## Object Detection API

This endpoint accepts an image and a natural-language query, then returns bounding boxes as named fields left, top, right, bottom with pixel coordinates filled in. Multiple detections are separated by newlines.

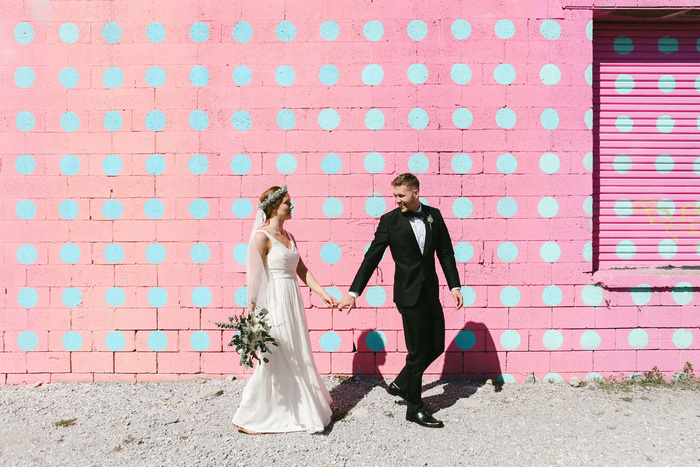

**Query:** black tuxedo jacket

left=350, top=204, right=461, bottom=308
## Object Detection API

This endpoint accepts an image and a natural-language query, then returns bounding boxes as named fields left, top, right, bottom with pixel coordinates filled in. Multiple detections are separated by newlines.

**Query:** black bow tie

left=404, top=210, right=424, bottom=219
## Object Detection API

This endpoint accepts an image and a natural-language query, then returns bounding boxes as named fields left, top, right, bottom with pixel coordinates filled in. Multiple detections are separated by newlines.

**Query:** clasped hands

left=336, top=289, right=464, bottom=313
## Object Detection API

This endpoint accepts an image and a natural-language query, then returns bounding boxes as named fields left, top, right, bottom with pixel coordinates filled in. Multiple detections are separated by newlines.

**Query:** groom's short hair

left=391, top=173, right=419, bottom=190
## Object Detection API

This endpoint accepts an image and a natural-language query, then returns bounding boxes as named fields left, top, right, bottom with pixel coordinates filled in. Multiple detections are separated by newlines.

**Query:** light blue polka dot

left=451, top=64, right=472, bottom=85
left=16, top=111, right=35, bottom=131
left=658, top=75, right=675, bottom=93
left=673, top=329, right=693, bottom=349
left=146, top=22, right=166, bottom=43
left=318, top=108, right=340, bottom=130
left=673, top=282, right=693, bottom=305
left=408, top=153, right=429, bottom=174
left=18, top=288, right=38, bottom=309
left=103, top=111, right=122, bottom=132
left=365, top=109, right=385, bottom=130
left=543, top=330, right=563, bottom=349
left=614, top=36, right=633, bottom=55
left=407, top=64, right=428, bottom=84
left=16, top=244, right=37, bottom=265
left=452, top=108, right=473, bottom=129
left=454, top=242, right=474, bottom=262
left=102, top=200, right=123, bottom=220
left=15, top=154, right=35, bottom=175
left=187, top=153, right=208, bottom=175
left=189, top=66, right=210, bottom=87
left=145, top=243, right=166, bottom=264
left=15, top=199, right=36, bottom=220
left=18, top=331, right=38, bottom=351
left=496, top=374, right=517, bottom=384
left=630, top=284, right=652, bottom=306
left=455, top=330, right=476, bottom=350
left=14, top=67, right=35, bottom=88
left=62, top=287, right=83, bottom=308
left=232, top=110, right=252, bottom=130
left=60, top=243, right=80, bottom=264
left=147, top=331, right=168, bottom=351
left=362, top=64, right=384, bottom=85
left=190, top=331, right=210, bottom=351
left=363, top=152, right=385, bottom=173
left=192, top=287, right=212, bottom=307
left=500, top=330, right=521, bottom=350
left=321, top=153, right=342, bottom=174
left=451, top=153, right=472, bottom=174
left=14, top=23, right=35, bottom=44
left=540, top=242, right=561, bottom=263
left=494, top=63, right=516, bottom=85
left=232, top=66, right=252, bottom=86
left=61, top=112, right=80, bottom=132
left=190, top=243, right=211, bottom=264
left=583, top=242, right=592, bottom=262
left=105, top=331, right=126, bottom=351
left=540, top=20, right=561, bottom=40
left=581, top=284, right=603, bottom=307
left=59, top=200, right=78, bottom=220
left=451, top=19, right=472, bottom=40
left=319, top=332, right=341, bottom=352
left=320, top=243, right=341, bottom=264
left=452, top=198, right=473, bottom=218
left=103, top=67, right=124, bottom=88
left=500, top=287, right=521, bottom=307
left=543, top=286, right=563, bottom=306
left=540, top=108, right=559, bottom=131
left=144, top=198, right=164, bottom=219
left=104, top=243, right=125, bottom=264
left=363, top=20, right=384, bottom=42
left=580, top=330, right=601, bottom=350
left=366, top=287, right=387, bottom=307
left=102, top=154, right=122, bottom=176
left=189, top=198, right=210, bottom=219
left=145, top=67, right=166, bottom=87
left=586, top=21, right=593, bottom=41
left=585, top=65, right=593, bottom=86
left=583, top=151, right=593, bottom=172
left=538, top=197, right=559, bottom=218
left=62, top=331, right=83, bottom=351
left=494, top=20, right=515, bottom=39
left=461, top=286, right=476, bottom=307
left=365, top=196, right=386, bottom=217
left=497, top=153, right=517, bottom=174
left=276, top=153, right=297, bottom=174
left=615, top=115, right=634, bottom=133
left=274, top=108, right=296, bottom=131
left=319, top=64, right=339, bottom=85
left=145, top=110, right=166, bottom=131
left=655, top=155, right=674, bottom=173
left=627, top=328, right=648, bottom=349
left=615, top=74, right=634, bottom=94
left=658, top=36, right=678, bottom=54
left=583, top=196, right=593, bottom=216
left=189, top=22, right=209, bottom=43
left=275, top=65, right=296, bottom=86
left=365, top=330, right=387, bottom=351
left=320, top=21, right=339, bottom=41
left=407, top=20, right=427, bottom=41
left=616, top=240, right=636, bottom=260
left=586, top=109, right=595, bottom=130
left=323, top=198, right=344, bottom=218
left=145, top=154, right=166, bottom=175
left=540, top=64, right=561, bottom=85
left=613, top=155, right=632, bottom=174
left=496, top=108, right=516, bottom=129
left=276, top=21, right=296, bottom=42
left=231, top=154, right=251, bottom=175
left=59, top=23, right=79, bottom=43
left=233, top=243, right=247, bottom=265
left=233, top=22, right=253, bottom=43
left=656, top=115, right=675, bottom=134
left=544, top=373, right=564, bottom=384
left=658, top=239, right=678, bottom=259
left=657, top=199, right=675, bottom=217
left=105, top=287, right=126, bottom=307
left=148, top=287, right=168, bottom=307
left=326, top=288, right=343, bottom=304
left=190, top=110, right=209, bottom=131
left=497, top=242, right=518, bottom=262
left=497, top=197, right=517, bottom=218
left=231, top=198, right=253, bottom=218
left=540, top=153, right=560, bottom=174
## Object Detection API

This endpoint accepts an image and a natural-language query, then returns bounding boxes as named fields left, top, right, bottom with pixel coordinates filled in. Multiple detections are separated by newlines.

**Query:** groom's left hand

left=452, top=289, right=463, bottom=311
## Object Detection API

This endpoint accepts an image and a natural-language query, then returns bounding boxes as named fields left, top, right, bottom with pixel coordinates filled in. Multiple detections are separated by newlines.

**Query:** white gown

left=232, top=230, right=332, bottom=433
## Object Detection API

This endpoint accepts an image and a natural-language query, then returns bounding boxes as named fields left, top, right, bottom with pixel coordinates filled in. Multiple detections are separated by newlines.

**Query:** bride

left=232, top=185, right=337, bottom=434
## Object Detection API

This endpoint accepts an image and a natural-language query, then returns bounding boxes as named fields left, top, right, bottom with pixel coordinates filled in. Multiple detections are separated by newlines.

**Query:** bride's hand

left=320, top=292, right=337, bottom=308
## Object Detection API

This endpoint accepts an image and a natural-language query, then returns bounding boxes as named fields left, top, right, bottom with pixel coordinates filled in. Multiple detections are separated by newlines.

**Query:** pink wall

left=1, top=0, right=698, bottom=385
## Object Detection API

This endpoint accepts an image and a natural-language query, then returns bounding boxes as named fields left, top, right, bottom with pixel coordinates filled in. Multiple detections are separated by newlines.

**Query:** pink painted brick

left=529, top=329, right=574, bottom=352
left=551, top=351, right=593, bottom=373
left=26, top=352, right=70, bottom=373
left=134, top=330, right=179, bottom=352
left=593, top=351, right=637, bottom=373
left=463, top=351, right=507, bottom=376
left=636, top=350, right=680, bottom=373
left=115, top=308, right=157, bottom=331
left=506, top=351, right=551, bottom=375
left=355, top=329, right=398, bottom=352
left=0, top=353, right=27, bottom=373
left=94, top=373, right=137, bottom=383
left=72, top=352, right=114, bottom=373
left=332, top=309, right=376, bottom=330
left=115, top=352, right=156, bottom=374
left=157, top=352, right=200, bottom=374
left=178, top=331, right=222, bottom=353
left=313, top=352, right=331, bottom=374
left=51, top=373, right=94, bottom=383
left=201, top=352, right=252, bottom=376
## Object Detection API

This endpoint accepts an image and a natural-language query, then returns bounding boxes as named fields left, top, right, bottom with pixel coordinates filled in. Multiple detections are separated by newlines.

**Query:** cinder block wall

left=1, top=0, right=698, bottom=384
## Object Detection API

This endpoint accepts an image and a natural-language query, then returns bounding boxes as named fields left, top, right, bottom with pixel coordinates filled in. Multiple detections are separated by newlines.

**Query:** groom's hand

left=338, top=294, right=356, bottom=313
left=452, top=289, right=463, bottom=311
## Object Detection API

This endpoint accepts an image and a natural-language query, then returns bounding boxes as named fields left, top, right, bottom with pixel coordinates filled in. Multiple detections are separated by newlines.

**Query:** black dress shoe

left=386, top=382, right=405, bottom=399
left=406, top=410, right=444, bottom=428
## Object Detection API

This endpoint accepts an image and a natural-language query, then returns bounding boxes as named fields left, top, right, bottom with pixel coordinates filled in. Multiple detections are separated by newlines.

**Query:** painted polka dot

left=190, top=243, right=211, bottom=264
left=658, top=75, right=675, bottom=93
left=232, top=66, right=252, bottom=86
left=144, top=154, right=165, bottom=175
left=189, top=66, right=210, bottom=87
left=322, top=198, right=344, bottom=218
left=59, top=200, right=79, bottom=220
left=18, top=288, right=38, bottom=309
left=105, top=287, right=126, bottom=307
left=581, top=284, right=603, bottom=307
left=497, top=153, right=517, bottom=174
left=146, top=22, right=166, bottom=43
left=233, top=22, right=253, bottom=43
left=362, top=64, right=384, bottom=86
left=319, top=332, right=341, bottom=352
left=673, top=282, right=693, bottom=305
left=540, top=108, right=559, bottom=130
left=103, top=111, right=123, bottom=132
left=14, top=23, right=35, bottom=44
left=61, top=112, right=80, bottom=132
left=613, top=155, right=633, bottom=174
left=454, top=242, right=474, bottom=263
left=657, top=199, right=675, bottom=217
left=615, top=115, right=634, bottom=133
left=98, top=22, right=123, bottom=43
left=613, top=36, right=633, bottom=55
left=14, top=67, right=35, bottom=88
left=580, top=330, right=601, bottom=350
left=540, top=153, right=560, bottom=174
left=614, top=199, right=634, bottom=219
left=496, top=197, right=517, bottom=218
left=18, top=331, right=38, bottom=351
left=145, top=67, right=166, bottom=87
left=656, top=115, right=675, bottom=133
left=15, top=200, right=36, bottom=220
left=192, top=287, right=212, bottom=307
left=452, top=198, right=473, bottom=218
left=235, top=287, right=248, bottom=307
left=615, top=74, right=634, bottom=95
left=628, top=328, right=648, bottom=349
left=540, top=64, right=561, bottom=85
left=451, top=64, right=472, bottom=85
left=320, top=243, right=341, bottom=264
left=583, top=196, right=593, bottom=217
left=494, top=63, right=516, bottom=85
left=275, top=66, right=295, bottom=86
left=320, top=21, right=339, bottom=41
left=59, top=23, right=79, bottom=43
left=15, top=154, right=35, bottom=175
left=583, top=151, right=593, bottom=172
left=146, top=243, right=166, bottom=264
left=189, top=22, right=209, bottom=43
left=452, top=108, right=473, bottom=129
left=188, top=110, right=209, bottom=131
left=318, top=108, right=340, bottom=130
left=585, top=65, right=593, bottom=86
left=494, top=20, right=515, bottom=39
left=185, top=153, right=208, bottom=175
left=408, top=153, right=429, bottom=174
left=276, top=153, right=297, bottom=174
left=189, top=199, right=210, bottom=219
left=366, top=287, right=387, bottom=307
left=145, top=110, right=166, bottom=131
left=105, top=331, right=126, bottom=351
left=232, top=244, right=247, bottom=265
left=496, top=108, right=516, bottom=129
left=102, top=200, right=123, bottom=220
left=102, top=154, right=122, bottom=176
left=543, top=330, right=563, bottom=350
left=365, top=109, right=385, bottom=130
left=319, top=65, right=339, bottom=86
left=143, top=198, right=164, bottom=219
left=500, top=287, right=521, bottom=307
left=540, top=20, right=561, bottom=40
left=363, top=20, right=384, bottom=41
left=16, top=244, right=38, bottom=265
left=542, top=286, right=563, bottom=307
left=365, top=330, right=387, bottom=351
left=60, top=243, right=81, bottom=264
left=540, top=242, right=561, bottom=262
left=232, top=110, right=252, bottom=131
left=190, top=331, right=210, bottom=351
left=583, top=242, right=592, bottom=262
left=497, top=242, right=518, bottom=262
left=461, top=286, right=476, bottom=307
left=104, top=243, right=125, bottom=264
left=452, top=153, right=472, bottom=174
left=59, top=155, right=80, bottom=176
left=544, top=373, right=564, bottom=384
left=321, top=153, right=342, bottom=174
left=103, top=67, right=124, bottom=88
left=407, top=20, right=427, bottom=41
left=658, top=239, right=677, bottom=259
left=62, top=331, right=83, bottom=351
left=673, top=329, right=693, bottom=349
left=630, top=284, right=652, bottom=306
left=407, top=64, right=428, bottom=84
left=451, top=19, right=472, bottom=40
left=365, top=196, right=387, bottom=217
left=231, top=198, right=253, bottom=218
left=275, top=109, right=296, bottom=130
left=148, top=287, right=168, bottom=307
left=408, top=108, right=429, bottom=129
left=500, top=330, right=521, bottom=350
left=496, top=374, right=517, bottom=384
left=16, top=111, right=35, bottom=131
left=276, top=21, right=296, bottom=42
left=658, top=36, right=678, bottom=54
left=586, top=21, right=593, bottom=41
left=147, top=331, right=168, bottom=351
left=231, top=154, right=251, bottom=175
left=62, top=287, right=83, bottom=308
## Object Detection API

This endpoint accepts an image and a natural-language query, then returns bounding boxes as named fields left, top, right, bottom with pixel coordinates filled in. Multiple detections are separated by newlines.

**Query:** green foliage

left=54, top=418, right=76, bottom=427
left=595, top=362, right=700, bottom=391
left=216, top=307, right=279, bottom=369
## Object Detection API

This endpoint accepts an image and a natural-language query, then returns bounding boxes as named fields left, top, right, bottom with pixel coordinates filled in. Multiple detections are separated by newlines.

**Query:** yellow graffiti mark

left=631, top=199, right=700, bottom=242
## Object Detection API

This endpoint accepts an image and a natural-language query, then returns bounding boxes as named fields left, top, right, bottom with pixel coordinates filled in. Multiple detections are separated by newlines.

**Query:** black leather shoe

left=386, top=382, right=405, bottom=399
left=406, top=410, right=444, bottom=428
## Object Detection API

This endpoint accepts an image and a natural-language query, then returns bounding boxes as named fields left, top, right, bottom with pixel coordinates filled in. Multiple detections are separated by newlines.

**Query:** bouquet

left=216, top=306, right=279, bottom=369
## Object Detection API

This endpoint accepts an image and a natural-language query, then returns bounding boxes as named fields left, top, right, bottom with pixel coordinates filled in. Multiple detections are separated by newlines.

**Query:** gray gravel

left=1, top=377, right=699, bottom=466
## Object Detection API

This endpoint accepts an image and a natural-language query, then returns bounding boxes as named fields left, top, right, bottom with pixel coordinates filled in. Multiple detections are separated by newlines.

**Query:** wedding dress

left=232, top=230, right=332, bottom=433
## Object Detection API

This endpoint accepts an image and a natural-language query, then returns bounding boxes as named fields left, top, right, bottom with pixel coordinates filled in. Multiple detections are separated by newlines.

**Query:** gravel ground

left=1, top=377, right=699, bottom=466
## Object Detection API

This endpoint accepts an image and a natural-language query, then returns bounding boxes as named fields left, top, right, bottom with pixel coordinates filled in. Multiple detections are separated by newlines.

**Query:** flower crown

left=258, top=185, right=288, bottom=210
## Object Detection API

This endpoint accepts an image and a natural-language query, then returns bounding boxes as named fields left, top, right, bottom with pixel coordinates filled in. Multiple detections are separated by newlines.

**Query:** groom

left=338, top=173, right=463, bottom=428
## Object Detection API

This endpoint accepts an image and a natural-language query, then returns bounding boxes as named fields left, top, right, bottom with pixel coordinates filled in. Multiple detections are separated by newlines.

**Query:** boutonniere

left=426, top=214, right=434, bottom=229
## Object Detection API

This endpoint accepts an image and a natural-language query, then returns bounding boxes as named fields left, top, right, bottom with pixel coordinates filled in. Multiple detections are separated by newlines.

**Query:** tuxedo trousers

left=394, top=283, right=445, bottom=414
